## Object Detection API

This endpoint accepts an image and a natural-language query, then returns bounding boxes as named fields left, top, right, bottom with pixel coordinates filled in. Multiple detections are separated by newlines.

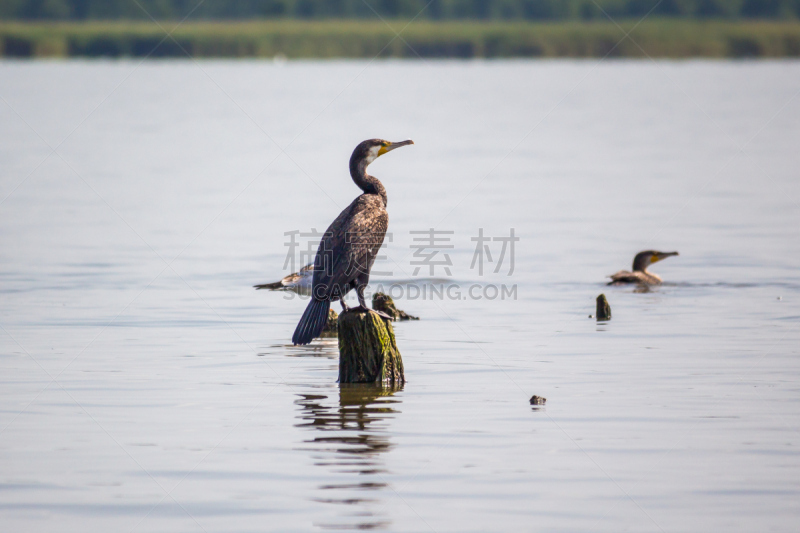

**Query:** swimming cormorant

left=608, top=250, right=679, bottom=285
left=253, top=263, right=313, bottom=295
left=292, top=138, right=414, bottom=345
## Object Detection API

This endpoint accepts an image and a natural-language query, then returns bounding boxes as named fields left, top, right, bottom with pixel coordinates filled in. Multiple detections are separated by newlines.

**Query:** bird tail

left=253, top=281, right=284, bottom=290
left=292, top=299, right=330, bottom=345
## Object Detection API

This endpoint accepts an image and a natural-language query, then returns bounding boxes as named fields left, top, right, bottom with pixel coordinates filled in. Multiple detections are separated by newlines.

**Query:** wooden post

left=321, top=308, right=338, bottom=337
left=596, top=293, right=612, bottom=321
left=338, top=309, right=404, bottom=385
left=372, top=292, right=419, bottom=321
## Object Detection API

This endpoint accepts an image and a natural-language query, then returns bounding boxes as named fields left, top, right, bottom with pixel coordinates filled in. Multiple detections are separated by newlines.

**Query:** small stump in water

left=320, top=309, right=339, bottom=337
left=338, top=309, right=404, bottom=385
left=372, top=292, right=419, bottom=321
left=529, top=395, right=546, bottom=405
left=596, top=293, right=612, bottom=321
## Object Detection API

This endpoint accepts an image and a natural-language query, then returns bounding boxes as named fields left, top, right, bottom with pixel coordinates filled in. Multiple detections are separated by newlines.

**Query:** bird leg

left=356, top=283, right=368, bottom=309
left=352, top=282, right=392, bottom=320
left=339, top=298, right=350, bottom=312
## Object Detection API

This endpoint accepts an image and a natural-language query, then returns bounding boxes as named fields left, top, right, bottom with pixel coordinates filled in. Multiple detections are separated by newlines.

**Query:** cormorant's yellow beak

left=651, top=251, right=679, bottom=264
left=378, top=139, right=414, bottom=156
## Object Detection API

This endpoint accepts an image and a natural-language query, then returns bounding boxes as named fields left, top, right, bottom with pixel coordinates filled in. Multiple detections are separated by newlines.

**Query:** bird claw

left=350, top=306, right=393, bottom=321
left=373, top=310, right=394, bottom=321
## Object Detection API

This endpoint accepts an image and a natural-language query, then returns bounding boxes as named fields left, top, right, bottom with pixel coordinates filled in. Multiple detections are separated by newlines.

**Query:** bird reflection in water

left=295, top=383, right=403, bottom=531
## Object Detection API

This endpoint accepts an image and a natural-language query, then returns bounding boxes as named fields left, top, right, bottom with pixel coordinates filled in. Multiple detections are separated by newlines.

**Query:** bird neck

left=632, top=256, right=650, bottom=272
left=350, top=159, right=387, bottom=205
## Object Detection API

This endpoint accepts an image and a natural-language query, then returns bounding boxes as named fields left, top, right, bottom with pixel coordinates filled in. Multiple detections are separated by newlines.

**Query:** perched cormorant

left=253, top=263, right=313, bottom=295
left=292, top=138, right=414, bottom=345
left=608, top=250, right=679, bottom=285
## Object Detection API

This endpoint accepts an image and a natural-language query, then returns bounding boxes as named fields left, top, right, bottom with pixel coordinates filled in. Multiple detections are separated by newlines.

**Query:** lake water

left=1, top=59, right=799, bottom=532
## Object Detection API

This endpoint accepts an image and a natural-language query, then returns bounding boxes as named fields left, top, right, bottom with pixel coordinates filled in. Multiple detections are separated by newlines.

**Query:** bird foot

left=350, top=306, right=393, bottom=321
left=373, top=309, right=393, bottom=321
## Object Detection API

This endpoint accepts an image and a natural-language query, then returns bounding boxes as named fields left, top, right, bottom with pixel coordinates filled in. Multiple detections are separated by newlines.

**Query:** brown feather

left=313, top=193, right=388, bottom=299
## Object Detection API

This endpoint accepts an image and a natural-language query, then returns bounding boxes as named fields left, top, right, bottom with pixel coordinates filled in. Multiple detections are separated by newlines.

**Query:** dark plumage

left=608, top=250, right=679, bottom=285
left=292, top=138, right=413, bottom=345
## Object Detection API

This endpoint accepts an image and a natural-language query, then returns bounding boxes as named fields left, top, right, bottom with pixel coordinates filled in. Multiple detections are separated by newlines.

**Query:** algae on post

left=338, top=310, right=404, bottom=385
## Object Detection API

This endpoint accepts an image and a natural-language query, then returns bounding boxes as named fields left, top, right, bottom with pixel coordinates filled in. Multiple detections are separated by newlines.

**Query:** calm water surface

left=1, top=60, right=799, bottom=532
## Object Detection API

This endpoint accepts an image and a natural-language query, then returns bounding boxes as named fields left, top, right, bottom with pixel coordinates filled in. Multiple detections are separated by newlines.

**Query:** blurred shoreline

left=2, top=19, right=800, bottom=59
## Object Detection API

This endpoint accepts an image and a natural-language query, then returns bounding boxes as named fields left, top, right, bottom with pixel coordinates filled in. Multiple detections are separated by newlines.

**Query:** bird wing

left=608, top=270, right=661, bottom=284
left=312, top=195, right=388, bottom=299
left=253, top=263, right=314, bottom=292
left=253, top=281, right=284, bottom=290
left=608, top=270, right=638, bottom=283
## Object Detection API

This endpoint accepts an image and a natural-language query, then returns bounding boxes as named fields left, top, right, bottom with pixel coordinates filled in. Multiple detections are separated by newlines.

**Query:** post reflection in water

left=295, top=383, right=403, bottom=531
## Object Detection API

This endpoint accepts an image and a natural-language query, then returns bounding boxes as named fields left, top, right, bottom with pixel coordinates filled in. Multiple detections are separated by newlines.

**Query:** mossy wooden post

left=372, top=292, right=419, bottom=321
left=596, top=293, right=612, bottom=321
left=320, top=308, right=338, bottom=337
left=338, top=310, right=404, bottom=385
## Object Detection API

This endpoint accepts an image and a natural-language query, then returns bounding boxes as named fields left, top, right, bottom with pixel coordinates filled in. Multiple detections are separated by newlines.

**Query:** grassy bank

left=2, top=20, right=800, bottom=59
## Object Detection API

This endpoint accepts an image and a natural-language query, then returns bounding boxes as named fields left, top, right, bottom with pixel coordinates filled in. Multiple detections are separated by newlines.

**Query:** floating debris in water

left=529, top=395, right=546, bottom=405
